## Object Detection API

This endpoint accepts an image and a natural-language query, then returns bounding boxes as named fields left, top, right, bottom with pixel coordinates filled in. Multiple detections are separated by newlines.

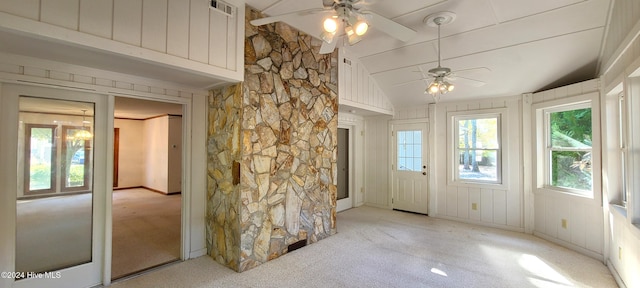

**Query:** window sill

left=609, top=204, right=627, bottom=218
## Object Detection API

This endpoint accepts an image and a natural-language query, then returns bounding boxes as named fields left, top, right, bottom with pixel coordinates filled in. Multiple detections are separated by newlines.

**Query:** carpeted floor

left=111, top=188, right=181, bottom=279
left=111, top=206, right=617, bottom=288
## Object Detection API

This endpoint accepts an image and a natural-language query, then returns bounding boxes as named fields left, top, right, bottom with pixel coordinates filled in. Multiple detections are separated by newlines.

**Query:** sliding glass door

left=0, top=85, right=106, bottom=288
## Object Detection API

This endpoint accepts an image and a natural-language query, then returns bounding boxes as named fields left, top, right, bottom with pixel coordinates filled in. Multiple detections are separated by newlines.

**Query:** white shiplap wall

left=339, top=49, right=394, bottom=115
left=600, top=0, right=640, bottom=286
left=0, top=0, right=244, bottom=82
left=363, top=115, right=392, bottom=208
left=432, top=97, right=523, bottom=231
left=529, top=79, right=604, bottom=260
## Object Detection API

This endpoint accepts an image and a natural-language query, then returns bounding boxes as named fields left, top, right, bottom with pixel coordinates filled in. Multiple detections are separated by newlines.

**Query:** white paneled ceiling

left=245, top=0, right=612, bottom=109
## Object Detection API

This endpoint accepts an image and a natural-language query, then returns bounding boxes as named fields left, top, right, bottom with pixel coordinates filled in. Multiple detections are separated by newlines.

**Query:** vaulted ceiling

left=245, top=0, right=612, bottom=108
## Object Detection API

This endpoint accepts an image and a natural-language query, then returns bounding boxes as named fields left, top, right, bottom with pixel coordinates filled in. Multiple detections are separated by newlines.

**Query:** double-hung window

left=544, top=102, right=593, bottom=196
left=453, top=114, right=501, bottom=184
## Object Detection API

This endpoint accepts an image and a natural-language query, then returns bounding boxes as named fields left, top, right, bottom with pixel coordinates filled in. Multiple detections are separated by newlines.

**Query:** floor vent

left=287, top=239, right=307, bottom=252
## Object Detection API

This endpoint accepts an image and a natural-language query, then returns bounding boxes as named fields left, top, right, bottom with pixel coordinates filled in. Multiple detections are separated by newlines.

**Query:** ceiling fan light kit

left=423, top=12, right=457, bottom=101
left=249, top=0, right=416, bottom=54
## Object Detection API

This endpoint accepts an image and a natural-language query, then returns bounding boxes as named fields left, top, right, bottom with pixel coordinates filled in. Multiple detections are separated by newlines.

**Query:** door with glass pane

left=0, top=85, right=105, bottom=288
left=391, top=122, right=429, bottom=214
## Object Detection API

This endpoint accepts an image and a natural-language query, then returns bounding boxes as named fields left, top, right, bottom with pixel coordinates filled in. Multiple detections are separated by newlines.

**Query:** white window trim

left=542, top=101, right=593, bottom=197
left=533, top=91, right=601, bottom=206
left=447, top=108, right=507, bottom=189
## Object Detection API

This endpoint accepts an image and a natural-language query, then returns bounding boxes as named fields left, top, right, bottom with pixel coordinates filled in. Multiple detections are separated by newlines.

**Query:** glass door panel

left=16, top=97, right=94, bottom=274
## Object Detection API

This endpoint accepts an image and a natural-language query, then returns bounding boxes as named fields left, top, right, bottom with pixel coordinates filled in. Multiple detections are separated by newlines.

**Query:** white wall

left=363, top=115, right=392, bottom=208
left=339, top=49, right=394, bottom=115
left=0, top=0, right=245, bottom=82
left=337, top=112, right=365, bottom=207
left=431, top=97, right=523, bottom=231
left=114, top=119, right=144, bottom=189
left=144, top=116, right=169, bottom=192
left=528, top=80, right=604, bottom=259
left=600, top=0, right=640, bottom=285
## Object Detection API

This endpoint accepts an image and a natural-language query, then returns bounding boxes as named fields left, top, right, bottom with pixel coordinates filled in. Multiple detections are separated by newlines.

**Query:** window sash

left=544, top=103, right=593, bottom=195
left=453, top=114, right=502, bottom=184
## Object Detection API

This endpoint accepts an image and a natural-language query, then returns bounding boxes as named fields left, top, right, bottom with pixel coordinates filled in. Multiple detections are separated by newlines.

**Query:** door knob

left=422, top=172, right=427, bottom=175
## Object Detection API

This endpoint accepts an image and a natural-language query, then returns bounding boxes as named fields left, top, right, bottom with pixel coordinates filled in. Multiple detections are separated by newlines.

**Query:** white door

left=0, top=85, right=106, bottom=288
left=391, top=122, right=429, bottom=214
left=336, top=127, right=352, bottom=211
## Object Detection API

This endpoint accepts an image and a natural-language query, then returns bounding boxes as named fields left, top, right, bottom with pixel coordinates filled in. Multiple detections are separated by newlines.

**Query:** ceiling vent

left=210, top=0, right=235, bottom=17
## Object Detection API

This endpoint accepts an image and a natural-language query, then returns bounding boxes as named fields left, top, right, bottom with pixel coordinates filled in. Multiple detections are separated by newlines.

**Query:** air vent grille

left=210, top=0, right=235, bottom=17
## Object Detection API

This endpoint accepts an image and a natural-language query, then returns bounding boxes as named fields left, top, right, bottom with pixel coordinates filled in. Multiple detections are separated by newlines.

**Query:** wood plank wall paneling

left=142, top=0, right=168, bottom=53
left=79, top=0, right=113, bottom=38
left=41, top=0, right=79, bottom=30
left=363, top=117, right=391, bottom=207
left=429, top=97, right=522, bottom=231
left=166, top=0, right=190, bottom=58
left=113, top=0, right=143, bottom=46
left=0, top=0, right=242, bottom=76
left=0, top=0, right=39, bottom=20
left=209, top=10, right=228, bottom=67
left=530, top=81, right=604, bottom=257
left=339, top=51, right=394, bottom=115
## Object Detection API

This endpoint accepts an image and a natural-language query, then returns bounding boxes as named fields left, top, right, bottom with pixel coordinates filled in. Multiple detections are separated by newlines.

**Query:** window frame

left=450, top=110, right=504, bottom=186
left=61, top=125, right=92, bottom=192
left=23, top=124, right=58, bottom=195
left=543, top=101, right=593, bottom=197
left=618, top=91, right=629, bottom=206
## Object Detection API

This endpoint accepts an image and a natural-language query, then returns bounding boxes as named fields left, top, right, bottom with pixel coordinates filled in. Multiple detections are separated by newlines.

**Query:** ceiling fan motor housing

left=428, top=66, right=451, bottom=77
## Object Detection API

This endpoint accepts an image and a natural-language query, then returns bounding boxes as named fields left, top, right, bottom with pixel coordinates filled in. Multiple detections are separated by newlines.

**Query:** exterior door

left=0, top=84, right=106, bottom=288
left=391, top=122, right=429, bottom=214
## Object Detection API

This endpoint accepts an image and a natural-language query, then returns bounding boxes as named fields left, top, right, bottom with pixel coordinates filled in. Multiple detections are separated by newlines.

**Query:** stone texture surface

left=206, top=7, right=338, bottom=273
left=206, top=84, right=243, bottom=271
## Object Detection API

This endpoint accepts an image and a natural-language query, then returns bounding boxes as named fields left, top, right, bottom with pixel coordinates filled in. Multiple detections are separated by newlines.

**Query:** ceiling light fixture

left=319, top=2, right=369, bottom=46
left=74, top=109, right=93, bottom=141
left=422, top=12, right=457, bottom=102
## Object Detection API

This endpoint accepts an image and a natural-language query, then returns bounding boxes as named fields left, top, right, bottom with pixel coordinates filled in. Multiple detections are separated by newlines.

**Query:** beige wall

left=114, top=119, right=144, bottom=189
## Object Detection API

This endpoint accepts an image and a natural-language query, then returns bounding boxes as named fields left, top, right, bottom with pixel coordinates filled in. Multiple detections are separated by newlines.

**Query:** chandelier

left=73, top=109, right=93, bottom=141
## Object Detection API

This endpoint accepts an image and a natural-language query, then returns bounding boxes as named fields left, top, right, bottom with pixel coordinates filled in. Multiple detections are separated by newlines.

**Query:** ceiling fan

left=417, top=12, right=489, bottom=100
left=249, top=0, right=417, bottom=54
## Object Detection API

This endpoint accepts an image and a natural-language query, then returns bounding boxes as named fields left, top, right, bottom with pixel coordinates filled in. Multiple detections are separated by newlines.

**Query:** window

left=453, top=115, right=501, bottom=184
left=24, top=124, right=57, bottom=195
left=545, top=103, right=592, bottom=195
left=20, top=97, right=94, bottom=198
left=619, top=92, right=628, bottom=205
left=397, top=130, right=422, bottom=171
left=61, top=126, right=91, bottom=192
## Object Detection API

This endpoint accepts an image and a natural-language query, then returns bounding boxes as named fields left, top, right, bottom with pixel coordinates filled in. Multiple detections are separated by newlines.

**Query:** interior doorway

left=337, top=127, right=352, bottom=211
left=111, top=97, right=183, bottom=279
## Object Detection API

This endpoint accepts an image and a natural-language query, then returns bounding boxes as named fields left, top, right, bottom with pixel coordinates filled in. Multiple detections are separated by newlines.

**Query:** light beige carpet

left=16, top=193, right=93, bottom=273
left=111, top=188, right=181, bottom=279
left=112, top=206, right=617, bottom=288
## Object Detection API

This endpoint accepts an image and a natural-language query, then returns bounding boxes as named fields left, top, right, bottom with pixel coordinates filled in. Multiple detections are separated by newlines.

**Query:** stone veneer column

left=207, top=83, right=243, bottom=271
left=206, top=7, right=339, bottom=272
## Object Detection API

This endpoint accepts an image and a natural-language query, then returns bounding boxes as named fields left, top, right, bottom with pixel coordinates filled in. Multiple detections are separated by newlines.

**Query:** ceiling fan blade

left=451, top=67, right=491, bottom=75
left=448, top=75, right=486, bottom=87
left=319, top=37, right=338, bottom=54
left=393, top=77, right=433, bottom=87
left=360, top=11, right=416, bottom=42
left=250, top=8, right=327, bottom=26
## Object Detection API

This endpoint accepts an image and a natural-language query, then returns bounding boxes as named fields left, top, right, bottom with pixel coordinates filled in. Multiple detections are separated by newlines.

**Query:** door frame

left=0, top=84, right=107, bottom=288
left=105, top=95, right=191, bottom=285
left=389, top=119, right=430, bottom=214
left=336, top=125, right=354, bottom=212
